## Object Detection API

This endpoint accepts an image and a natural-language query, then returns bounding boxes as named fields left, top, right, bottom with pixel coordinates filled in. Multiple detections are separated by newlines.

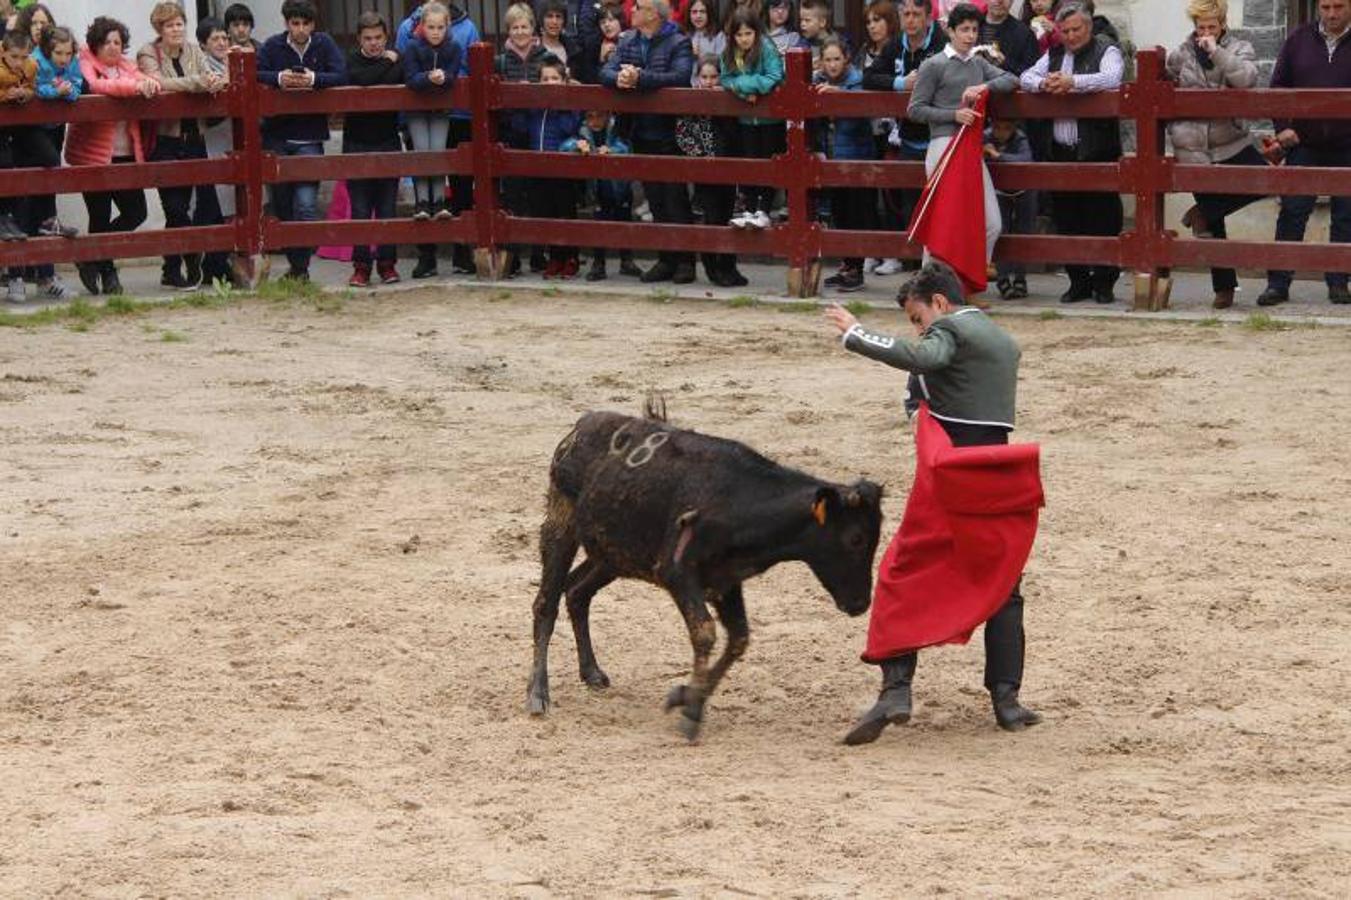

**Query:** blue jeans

left=268, top=141, right=323, bottom=273
left=1268, top=144, right=1351, bottom=292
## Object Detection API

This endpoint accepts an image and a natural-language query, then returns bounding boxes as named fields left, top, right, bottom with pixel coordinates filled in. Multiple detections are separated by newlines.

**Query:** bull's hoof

left=664, top=685, right=689, bottom=712
left=677, top=711, right=702, bottom=743
left=581, top=667, right=611, bottom=690
left=527, top=689, right=550, bottom=716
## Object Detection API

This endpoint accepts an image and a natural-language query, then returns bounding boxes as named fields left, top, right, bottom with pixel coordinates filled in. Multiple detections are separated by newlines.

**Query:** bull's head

left=804, top=480, right=884, bottom=617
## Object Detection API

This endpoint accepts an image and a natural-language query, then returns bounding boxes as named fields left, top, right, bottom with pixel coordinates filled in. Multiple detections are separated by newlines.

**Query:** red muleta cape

left=863, top=404, right=1044, bottom=663
left=907, top=92, right=989, bottom=295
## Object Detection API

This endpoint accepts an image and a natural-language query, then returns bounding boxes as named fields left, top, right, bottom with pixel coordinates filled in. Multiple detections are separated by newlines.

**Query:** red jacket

left=64, top=47, right=153, bottom=166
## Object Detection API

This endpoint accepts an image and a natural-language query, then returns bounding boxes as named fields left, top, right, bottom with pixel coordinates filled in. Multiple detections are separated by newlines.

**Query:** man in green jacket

left=825, top=262, right=1042, bottom=744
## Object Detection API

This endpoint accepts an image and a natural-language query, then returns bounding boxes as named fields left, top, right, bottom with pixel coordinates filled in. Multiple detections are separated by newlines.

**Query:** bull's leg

left=665, top=586, right=749, bottom=727
left=663, top=585, right=717, bottom=742
left=527, top=490, right=579, bottom=715
left=565, top=558, right=618, bottom=689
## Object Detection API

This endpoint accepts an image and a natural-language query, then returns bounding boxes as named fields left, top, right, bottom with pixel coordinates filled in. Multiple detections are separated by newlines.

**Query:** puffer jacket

left=137, top=39, right=220, bottom=138
left=65, top=46, right=153, bottom=165
left=720, top=37, right=784, bottom=126
left=33, top=46, right=84, bottom=101
left=600, top=20, right=693, bottom=142
left=1165, top=32, right=1258, bottom=164
left=813, top=65, right=873, bottom=161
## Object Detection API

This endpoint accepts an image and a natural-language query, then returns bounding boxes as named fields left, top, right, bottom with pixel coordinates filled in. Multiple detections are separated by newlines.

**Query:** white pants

left=923, top=134, right=1002, bottom=265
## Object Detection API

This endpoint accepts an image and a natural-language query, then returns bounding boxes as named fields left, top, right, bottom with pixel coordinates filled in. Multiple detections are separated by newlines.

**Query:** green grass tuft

left=843, top=300, right=871, bottom=316
left=776, top=301, right=819, bottom=314
left=727, top=295, right=760, bottom=309
left=1243, top=312, right=1287, bottom=332
left=1037, top=310, right=1063, bottom=321
left=1196, top=316, right=1222, bottom=328
left=159, top=330, right=188, bottom=343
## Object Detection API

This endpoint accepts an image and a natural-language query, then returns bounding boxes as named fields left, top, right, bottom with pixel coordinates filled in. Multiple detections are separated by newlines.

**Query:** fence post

left=468, top=42, right=504, bottom=279
left=227, top=48, right=266, bottom=287
left=781, top=49, right=820, bottom=298
left=1123, top=48, right=1174, bottom=311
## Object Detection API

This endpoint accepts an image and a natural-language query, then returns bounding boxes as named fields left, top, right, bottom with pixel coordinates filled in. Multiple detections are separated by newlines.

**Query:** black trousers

left=416, top=117, right=475, bottom=268
left=831, top=186, right=877, bottom=270
left=83, top=156, right=148, bottom=269
left=736, top=122, right=782, bottom=213
left=1194, top=144, right=1267, bottom=292
left=1050, top=143, right=1123, bottom=291
left=696, top=181, right=737, bottom=277
left=529, top=177, right=578, bottom=263
left=150, top=134, right=217, bottom=276
left=633, top=134, right=694, bottom=268
left=5, top=125, right=63, bottom=279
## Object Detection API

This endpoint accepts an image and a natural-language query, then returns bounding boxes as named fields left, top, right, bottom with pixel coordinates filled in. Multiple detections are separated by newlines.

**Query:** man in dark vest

left=1019, top=2, right=1124, bottom=304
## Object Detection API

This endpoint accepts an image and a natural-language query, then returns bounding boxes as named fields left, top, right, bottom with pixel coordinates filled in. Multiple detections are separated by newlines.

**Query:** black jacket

left=344, top=49, right=404, bottom=151
left=862, top=23, right=947, bottom=150
left=980, top=16, right=1039, bottom=76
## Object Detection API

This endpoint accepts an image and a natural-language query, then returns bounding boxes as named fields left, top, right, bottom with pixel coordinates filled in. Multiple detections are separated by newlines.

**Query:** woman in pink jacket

left=65, top=16, right=161, bottom=295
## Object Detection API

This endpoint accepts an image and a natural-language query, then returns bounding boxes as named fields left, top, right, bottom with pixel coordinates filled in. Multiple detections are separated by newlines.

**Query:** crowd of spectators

left=0, top=0, right=1348, bottom=306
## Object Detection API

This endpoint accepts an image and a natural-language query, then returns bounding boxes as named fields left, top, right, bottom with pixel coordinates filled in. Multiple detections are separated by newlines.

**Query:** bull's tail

left=643, top=392, right=668, bottom=423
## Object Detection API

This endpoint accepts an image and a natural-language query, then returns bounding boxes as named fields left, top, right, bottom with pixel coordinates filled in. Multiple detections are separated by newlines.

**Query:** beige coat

left=137, top=39, right=220, bottom=138
left=1165, top=33, right=1258, bottom=164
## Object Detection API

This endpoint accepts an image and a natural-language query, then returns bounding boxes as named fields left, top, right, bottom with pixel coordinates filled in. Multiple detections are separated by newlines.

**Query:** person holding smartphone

left=255, top=0, right=347, bottom=281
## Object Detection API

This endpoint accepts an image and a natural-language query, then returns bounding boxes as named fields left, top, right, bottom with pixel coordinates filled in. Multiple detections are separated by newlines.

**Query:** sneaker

left=529, top=251, right=547, bottom=273
left=412, top=256, right=438, bottom=279
left=835, top=270, right=865, bottom=293
left=729, top=211, right=751, bottom=229
left=748, top=210, right=772, bottom=230
left=542, top=260, right=564, bottom=279
left=0, top=214, right=27, bottom=241
left=640, top=260, right=675, bottom=283
left=5, top=277, right=25, bottom=303
left=38, top=217, right=79, bottom=238
left=1010, top=277, right=1028, bottom=299
left=618, top=257, right=643, bottom=278
left=76, top=262, right=102, bottom=295
left=560, top=258, right=579, bottom=280
left=824, top=270, right=849, bottom=288
left=161, top=270, right=193, bottom=290
left=377, top=262, right=401, bottom=284
left=1329, top=284, right=1351, bottom=304
left=996, top=277, right=1014, bottom=300
left=101, top=265, right=124, bottom=296
left=873, top=258, right=904, bottom=276
left=1255, top=287, right=1288, bottom=307
left=863, top=258, right=881, bottom=274
left=412, top=201, right=431, bottom=221
left=37, top=276, right=75, bottom=300
left=434, top=200, right=454, bottom=220
left=348, top=264, right=371, bottom=287
left=722, top=268, right=749, bottom=288
left=672, top=262, right=696, bottom=284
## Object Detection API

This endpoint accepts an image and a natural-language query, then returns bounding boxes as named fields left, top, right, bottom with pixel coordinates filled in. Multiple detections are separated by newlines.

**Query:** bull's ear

left=812, top=487, right=840, bottom=526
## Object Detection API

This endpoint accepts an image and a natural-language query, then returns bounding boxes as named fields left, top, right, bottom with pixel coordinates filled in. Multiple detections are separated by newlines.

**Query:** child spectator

left=795, top=0, right=836, bottom=71
left=344, top=10, right=404, bottom=287
left=66, top=16, right=161, bottom=296
left=1, top=29, right=39, bottom=260
left=562, top=108, right=640, bottom=281
left=223, top=3, right=261, bottom=50
left=1020, top=0, right=1058, bottom=52
left=765, top=0, right=798, bottom=55
left=538, top=0, right=581, bottom=71
left=523, top=56, right=581, bottom=278
left=815, top=36, right=875, bottom=293
left=721, top=7, right=784, bottom=230
left=685, top=0, right=724, bottom=84
left=983, top=115, right=1033, bottom=299
left=678, top=54, right=748, bottom=286
left=403, top=1, right=462, bottom=222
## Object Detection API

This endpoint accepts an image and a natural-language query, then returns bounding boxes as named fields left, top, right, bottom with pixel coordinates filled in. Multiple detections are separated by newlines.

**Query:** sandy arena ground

left=2, top=287, right=1349, bottom=897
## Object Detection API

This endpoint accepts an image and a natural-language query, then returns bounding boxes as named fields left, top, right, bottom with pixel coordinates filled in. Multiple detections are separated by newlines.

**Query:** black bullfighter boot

left=843, top=653, right=916, bottom=745
left=985, top=583, right=1042, bottom=731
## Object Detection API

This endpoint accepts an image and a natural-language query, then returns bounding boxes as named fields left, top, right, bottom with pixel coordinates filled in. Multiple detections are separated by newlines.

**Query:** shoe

left=100, top=264, right=124, bottom=295
left=184, top=255, right=203, bottom=290
left=1181, top=204, right=1212, bottom=238
left=1329, top=284, right=1351, bottom=304
left=1010, top=277, right=1028, bottom=299
left=729, top=211, right=751, bottom=229
left=434, top=199, right=454, bottom=220
left=640, top=260, right=675, bottom=283
left=560, top=258, right=579, bottom=280
left=843, top=654, right=916, bottom=746
left=991, top=683, right=1042, bottom=732
left=824, top=270, right=848, bottom=288
left=1255, top=287, right=1288, bottom=307
left=672, top=262, right=695, bottom=284
left=529, top=251, right=546, bottom=273
left=873, top=258, right=903, bottom=276
left=722, top=268, right=749, bottom=288
left=1059, top=285, right=1092, bottom=304
left=451, top=247, right=476, bottom=274
left=863, top=258, right=881, bottom=274
left=161, top=269, right=192, bottom=289
left=748, top=210, right=772, bottom=230
left=996, top=277, right=1014, bottom=300
left=37, top=276, right=75, bottom=301
left=412, top=256, right=438, bottom=279
left=1212, top=288, right=1235, bottom=309
left=835, top=270, right=865, bottom=293
left=348, top=264, right=371, bottom=287
left=377, top=261, right=401, bottom=284
left=1093, top=286, right=1115, bottom=304
left=412, top=201, right=431, bottom=221
left=38, top=217, right=78, bottom=238
left=6, top=277, right=25, bottom=303
left=76, top=262, right=102, bottom=295
left=618, top=257, right=643, bottom=278
left=0, top=213, right=26, bottom=241
left=542, top=260, right=564, bottom=279
left=586, top=259, right=607, bottom=281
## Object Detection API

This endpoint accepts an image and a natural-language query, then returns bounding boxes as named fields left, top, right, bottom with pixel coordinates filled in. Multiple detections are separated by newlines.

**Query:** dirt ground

left=2, top=288, right=1348, bottom=898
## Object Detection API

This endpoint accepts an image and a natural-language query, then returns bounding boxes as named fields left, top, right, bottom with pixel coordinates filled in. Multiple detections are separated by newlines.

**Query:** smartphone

left=289, top=65, right=306, bottom=73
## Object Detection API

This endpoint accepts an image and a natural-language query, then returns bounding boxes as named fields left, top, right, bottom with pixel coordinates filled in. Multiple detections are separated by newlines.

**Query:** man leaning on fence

left=600, top=0, right=697, bottom=285
left=255, top=0, right=347, bottom=283
left=1019, top=2, right=1123, bottom=305
left=1255, top=0, right=1351, bottom=307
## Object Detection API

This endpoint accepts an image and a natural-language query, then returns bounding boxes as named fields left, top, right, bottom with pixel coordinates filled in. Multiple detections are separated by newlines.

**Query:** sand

left=2, top=288, right=1348, bottom=897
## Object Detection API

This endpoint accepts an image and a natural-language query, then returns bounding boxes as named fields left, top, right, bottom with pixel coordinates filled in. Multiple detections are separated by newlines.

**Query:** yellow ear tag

left=812, top=498, right=827, bottom=526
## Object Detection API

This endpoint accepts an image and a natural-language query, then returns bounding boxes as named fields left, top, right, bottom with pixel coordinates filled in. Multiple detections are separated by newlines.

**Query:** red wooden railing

left=2, top=44, right=1349, bottom=310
